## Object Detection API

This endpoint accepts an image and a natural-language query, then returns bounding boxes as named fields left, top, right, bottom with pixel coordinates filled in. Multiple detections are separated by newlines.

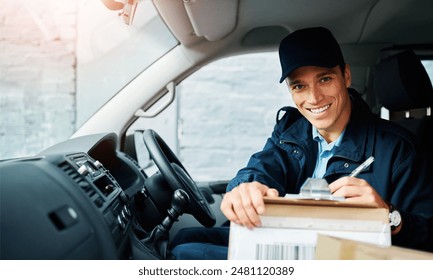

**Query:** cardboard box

left=228, top=197, right=391, bottom=260
left=315, top=234, right=433, bottom=259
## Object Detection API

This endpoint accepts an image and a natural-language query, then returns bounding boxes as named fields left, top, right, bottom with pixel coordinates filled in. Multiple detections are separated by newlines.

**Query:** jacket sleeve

left=226, top=107, right=300, bottom=194
left=390, top=147, right=433, bottom=252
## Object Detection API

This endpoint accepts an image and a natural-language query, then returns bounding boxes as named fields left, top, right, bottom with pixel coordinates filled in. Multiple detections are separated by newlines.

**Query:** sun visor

left=184, top=0, right=238, bottom=41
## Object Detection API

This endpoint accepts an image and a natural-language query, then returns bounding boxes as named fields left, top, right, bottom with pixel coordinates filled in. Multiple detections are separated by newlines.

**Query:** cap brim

left=279, top=60, right=340, bottom=83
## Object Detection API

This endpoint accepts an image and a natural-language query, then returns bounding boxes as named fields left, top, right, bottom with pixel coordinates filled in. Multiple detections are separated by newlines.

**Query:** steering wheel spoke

left=143, top=129, right=216, bottom=227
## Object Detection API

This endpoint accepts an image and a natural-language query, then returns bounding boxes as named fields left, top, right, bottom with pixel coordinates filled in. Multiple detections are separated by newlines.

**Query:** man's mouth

left=308, top=104, right=330, bottom=114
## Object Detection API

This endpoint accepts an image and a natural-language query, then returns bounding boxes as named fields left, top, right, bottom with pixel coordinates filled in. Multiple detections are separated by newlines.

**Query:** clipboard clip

left=299, top=178, right=345, bottom=201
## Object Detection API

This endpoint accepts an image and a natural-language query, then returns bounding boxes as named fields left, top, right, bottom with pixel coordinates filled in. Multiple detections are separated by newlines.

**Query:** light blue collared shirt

left=311, top=127, right=345, bottom=178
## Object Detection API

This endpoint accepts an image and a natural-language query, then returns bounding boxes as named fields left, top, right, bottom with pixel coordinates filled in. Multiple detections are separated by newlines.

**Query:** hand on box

left=220, top=181, right=279, bottom=229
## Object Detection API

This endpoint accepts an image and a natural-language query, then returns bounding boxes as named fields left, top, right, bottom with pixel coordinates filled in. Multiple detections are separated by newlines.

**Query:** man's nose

left=306, top=85, right=323, bottom=103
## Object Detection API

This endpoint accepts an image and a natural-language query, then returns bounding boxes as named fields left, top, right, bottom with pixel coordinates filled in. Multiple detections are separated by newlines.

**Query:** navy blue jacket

left=227, top=89, right=433, bottom=251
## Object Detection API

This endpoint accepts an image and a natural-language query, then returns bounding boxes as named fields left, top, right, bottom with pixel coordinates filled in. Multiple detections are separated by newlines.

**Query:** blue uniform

left=171, top=89, right=433, bottom=259
left=227, top=89, right=433, bottom=251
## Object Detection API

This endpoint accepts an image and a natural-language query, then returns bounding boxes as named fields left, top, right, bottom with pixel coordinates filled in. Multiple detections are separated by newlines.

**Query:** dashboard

left=0, top=133, right=162, bottom=260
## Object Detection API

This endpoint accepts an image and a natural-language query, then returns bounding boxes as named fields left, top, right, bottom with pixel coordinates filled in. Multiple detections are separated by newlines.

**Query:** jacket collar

left=280, top=88, right=375, bottom=162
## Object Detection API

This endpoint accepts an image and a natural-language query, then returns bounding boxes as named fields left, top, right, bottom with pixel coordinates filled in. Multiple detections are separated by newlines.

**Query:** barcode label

left=255, top=243, right=316, bottom=260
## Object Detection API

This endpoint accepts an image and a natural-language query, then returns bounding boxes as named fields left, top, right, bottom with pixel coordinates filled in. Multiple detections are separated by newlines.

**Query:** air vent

left=58, top=161, right=104, bottom=208
left=58, top=161, right=83, bottom=184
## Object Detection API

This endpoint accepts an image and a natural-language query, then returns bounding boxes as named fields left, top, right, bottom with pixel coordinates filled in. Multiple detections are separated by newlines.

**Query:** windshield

left=0, top=0, right=178, bottom=160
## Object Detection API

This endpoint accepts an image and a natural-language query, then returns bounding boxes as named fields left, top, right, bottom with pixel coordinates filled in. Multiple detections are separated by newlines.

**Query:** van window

left=0, top=1, right=178, bottom=159
left=76, top=0, right=178, bottom=126
left=422, top=60, right=433, bottom=84
left=130, top=53, right=293, bottom=181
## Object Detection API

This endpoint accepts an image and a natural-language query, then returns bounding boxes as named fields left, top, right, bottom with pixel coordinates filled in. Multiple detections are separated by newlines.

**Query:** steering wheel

left=143, top=129, right=216, bottom=228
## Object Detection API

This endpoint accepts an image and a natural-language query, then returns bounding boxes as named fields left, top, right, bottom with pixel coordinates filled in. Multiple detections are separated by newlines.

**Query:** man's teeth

left=310, top=104, right=330, bottom=114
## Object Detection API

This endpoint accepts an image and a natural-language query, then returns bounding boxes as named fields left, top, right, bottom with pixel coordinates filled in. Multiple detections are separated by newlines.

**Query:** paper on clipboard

left=285, top=177, right=345, bottom=201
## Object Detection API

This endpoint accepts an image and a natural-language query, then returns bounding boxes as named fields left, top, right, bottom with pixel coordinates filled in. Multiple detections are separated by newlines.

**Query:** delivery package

left=315, top=234, right=433, bottom=259
left=228, top=196, right=391, bottom=260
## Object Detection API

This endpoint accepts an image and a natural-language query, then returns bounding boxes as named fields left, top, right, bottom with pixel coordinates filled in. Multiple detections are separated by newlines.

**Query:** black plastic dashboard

left=0, top=133, right=149, bottom=259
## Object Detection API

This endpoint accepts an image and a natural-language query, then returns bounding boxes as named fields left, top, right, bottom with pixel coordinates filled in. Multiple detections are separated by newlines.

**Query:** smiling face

left=286, top=64, right=352, bottom=143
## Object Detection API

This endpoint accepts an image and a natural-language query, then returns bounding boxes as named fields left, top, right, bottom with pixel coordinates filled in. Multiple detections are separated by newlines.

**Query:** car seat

left=373, top=50, right=433, bottom=159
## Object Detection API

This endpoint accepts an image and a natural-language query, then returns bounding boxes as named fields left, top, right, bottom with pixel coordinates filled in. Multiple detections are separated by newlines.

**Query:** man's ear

left=344, top=63, right=352, bottom=88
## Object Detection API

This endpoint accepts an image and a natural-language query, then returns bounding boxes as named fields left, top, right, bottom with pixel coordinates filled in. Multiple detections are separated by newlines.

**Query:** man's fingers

left=329, top=176, right=365, bottom=193
left=332, top=185, right=361, bottom=198
left=220, top=182, right=279, bottom=229
left=220, top=185, right=259, bottom=228
left=251, top=187, right=279, bottom=214
left=328, top=177, right=387, bottom=208
left=248, top=186, right=265, bottom=215
left=238, top=184, right=263, bottom=227
left=265, top=188, right=279, bottom=197
left=220, top=193, right=240, bottom=224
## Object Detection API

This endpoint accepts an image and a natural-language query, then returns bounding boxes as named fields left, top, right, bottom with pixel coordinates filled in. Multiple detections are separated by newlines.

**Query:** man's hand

left=220, top=182, right=279, bottom=229
left=328, top=176, right=388, bottom=208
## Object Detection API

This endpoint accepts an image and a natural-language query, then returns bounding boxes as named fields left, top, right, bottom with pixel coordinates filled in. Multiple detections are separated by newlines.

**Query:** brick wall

left=177, top=53, right=293, bottom=181
left=0, top=0, right=77, bottom=159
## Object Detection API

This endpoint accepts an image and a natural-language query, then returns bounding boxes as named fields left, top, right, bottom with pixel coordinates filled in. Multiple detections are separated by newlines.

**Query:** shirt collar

left=312, top=127, right=345, bottom=150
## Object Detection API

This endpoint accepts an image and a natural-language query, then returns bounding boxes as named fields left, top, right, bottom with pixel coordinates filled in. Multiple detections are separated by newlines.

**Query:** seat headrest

left=373, top=50, right=433, bottom=111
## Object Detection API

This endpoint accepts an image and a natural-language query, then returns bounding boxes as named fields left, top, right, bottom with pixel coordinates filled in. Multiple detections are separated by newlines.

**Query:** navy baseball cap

left=278, top=27, right=345, bottom=83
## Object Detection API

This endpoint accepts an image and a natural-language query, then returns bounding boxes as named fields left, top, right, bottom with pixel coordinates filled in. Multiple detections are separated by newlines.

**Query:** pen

left=349, top=156, right=374, bottom=177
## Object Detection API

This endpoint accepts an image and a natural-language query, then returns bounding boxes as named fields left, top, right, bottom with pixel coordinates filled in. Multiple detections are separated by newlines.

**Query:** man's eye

left=292, top=85, right=304, bottom=91
left=320, top=77, right=331, bottom=83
